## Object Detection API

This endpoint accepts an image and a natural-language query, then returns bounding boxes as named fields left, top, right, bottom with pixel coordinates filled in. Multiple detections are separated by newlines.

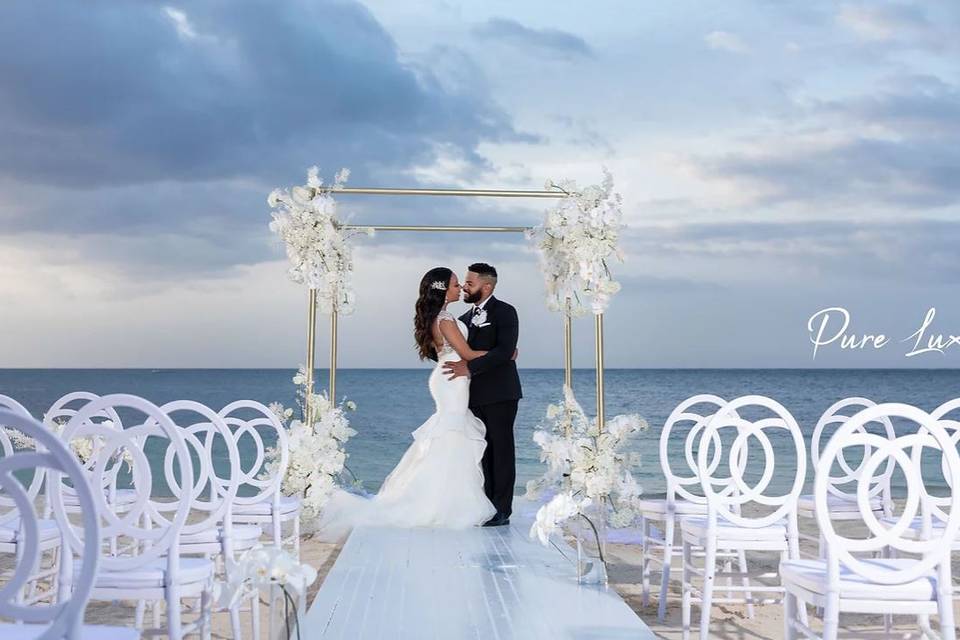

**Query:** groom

left=443, top=263, right=522, bottom=527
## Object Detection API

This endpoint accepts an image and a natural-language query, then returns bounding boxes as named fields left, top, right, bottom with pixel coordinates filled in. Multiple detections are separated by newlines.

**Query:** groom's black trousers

left=471, top=400, right=519, bottom=518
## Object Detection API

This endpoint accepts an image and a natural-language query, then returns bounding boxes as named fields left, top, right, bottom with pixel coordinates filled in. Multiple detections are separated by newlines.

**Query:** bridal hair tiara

left=430, top=280, right=447, bottom=291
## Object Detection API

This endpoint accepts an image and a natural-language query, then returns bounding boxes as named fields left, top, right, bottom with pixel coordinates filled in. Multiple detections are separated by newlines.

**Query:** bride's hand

left=512, top=348, right=518, bottom=361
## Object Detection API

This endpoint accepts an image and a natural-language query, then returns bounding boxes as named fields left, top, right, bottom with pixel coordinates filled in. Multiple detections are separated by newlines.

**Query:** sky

left=1, top=0, right=958, bottom=369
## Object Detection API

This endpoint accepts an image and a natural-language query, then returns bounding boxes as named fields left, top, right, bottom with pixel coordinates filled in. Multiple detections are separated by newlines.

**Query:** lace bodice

left=435, top=309, right=466, bottom=359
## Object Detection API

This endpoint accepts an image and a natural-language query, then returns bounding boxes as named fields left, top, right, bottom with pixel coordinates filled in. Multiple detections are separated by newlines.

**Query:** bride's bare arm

left=437, top=318, right=487, bottom=361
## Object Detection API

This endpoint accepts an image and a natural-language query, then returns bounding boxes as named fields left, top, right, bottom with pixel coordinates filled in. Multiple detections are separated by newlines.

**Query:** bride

left=316, top=267, right=500, bottom=538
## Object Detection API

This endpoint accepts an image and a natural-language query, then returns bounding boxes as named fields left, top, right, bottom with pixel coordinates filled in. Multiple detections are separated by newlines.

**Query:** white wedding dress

left=315, top=310, right=496, bottom=539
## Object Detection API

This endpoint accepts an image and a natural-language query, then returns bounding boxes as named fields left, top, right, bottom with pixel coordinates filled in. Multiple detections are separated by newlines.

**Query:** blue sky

left=1, top=1, right=958, bottom=368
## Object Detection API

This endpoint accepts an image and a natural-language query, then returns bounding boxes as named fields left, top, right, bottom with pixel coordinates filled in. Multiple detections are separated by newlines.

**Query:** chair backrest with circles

left=926, top=399, right=960, bottom=526
left=158, top=400, right=240, bottom=544
left=0, top=396, right=44, bottom=527
left=50, top=394, right=194, bottom=574
left=0, top=409, right=100, bottom=638
left=218, top=400, right=288, bottom=507
left=660, top=394, right=731, bottom=505
left=43, top=392, right=129, bottom=505
left=697, top=395, right=807, bottom=529
left=816, top=403, right=960, bottom=585
left=812, top=397, right=895, bottom=514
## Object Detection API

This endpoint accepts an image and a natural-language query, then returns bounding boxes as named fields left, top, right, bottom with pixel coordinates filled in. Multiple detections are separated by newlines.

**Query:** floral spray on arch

left=525, top=169, right=648, bottom=583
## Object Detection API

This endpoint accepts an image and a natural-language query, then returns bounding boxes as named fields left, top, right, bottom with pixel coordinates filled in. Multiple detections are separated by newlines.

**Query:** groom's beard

left=463, top=291, right=482, bottom=304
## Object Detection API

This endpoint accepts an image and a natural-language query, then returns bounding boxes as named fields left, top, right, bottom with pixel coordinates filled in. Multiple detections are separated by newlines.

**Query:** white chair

left=680, top=395, right=807, bottom=640
left=219, top=400, right=301, bottom=631
left=42, top=393, right=139, bottom=524
left=0, top=395, right=61, bottom=608
left=0, top=408, right=137, bottom=639
left=151, top=400, right=260, bottom=640
left=638, top=394, right=747, bottom=620
left=797, top=398, right=895, bottom=558
left=219, top=401, right=300, bottom=556
left=781, top=403, right=960, bottom=639
left=51, top=394, right=213, bottom=640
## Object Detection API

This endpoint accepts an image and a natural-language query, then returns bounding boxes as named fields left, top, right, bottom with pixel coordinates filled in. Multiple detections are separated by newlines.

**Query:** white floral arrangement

left=526, top=168, right=624, bottom=315
left=527, top=386, right=648, bottom=552
left=265, top=366, right=358, bottom=529
left=268, top=167, right=373, bottom=314
left=214, top=545, right=317, bottom=638
left=4, top=419, right=134, bottom=470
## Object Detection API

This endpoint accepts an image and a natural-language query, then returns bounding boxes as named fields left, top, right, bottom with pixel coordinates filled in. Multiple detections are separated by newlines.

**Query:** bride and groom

left=318, top=262, right=521, bottom=536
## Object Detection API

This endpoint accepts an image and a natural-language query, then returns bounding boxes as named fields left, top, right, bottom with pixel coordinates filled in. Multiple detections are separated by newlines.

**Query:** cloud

left=0, top=1, right=526, bottom=190
left=472, top=18, right=592, bottom=58
left=704, top=30, right=750, bottom=54
left=690, top=74, right=960, bottom=210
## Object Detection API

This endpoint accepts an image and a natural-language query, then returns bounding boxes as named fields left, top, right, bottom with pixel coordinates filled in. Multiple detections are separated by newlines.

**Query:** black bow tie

left=473, top=307, right=483, bottom=315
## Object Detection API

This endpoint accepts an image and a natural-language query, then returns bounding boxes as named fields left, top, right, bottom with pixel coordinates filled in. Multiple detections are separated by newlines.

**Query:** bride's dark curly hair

left=414, top=266, right=453, bottom=361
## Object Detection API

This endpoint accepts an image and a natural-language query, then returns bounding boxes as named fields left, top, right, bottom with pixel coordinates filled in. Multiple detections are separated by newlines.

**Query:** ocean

left=2, top=368, right=957, bottom=497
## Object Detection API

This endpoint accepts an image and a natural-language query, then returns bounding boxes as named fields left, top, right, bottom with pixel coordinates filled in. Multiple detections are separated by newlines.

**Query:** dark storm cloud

left=0, top=0, right=526, bottom=190
left=471, top=18, right=593, bottom=58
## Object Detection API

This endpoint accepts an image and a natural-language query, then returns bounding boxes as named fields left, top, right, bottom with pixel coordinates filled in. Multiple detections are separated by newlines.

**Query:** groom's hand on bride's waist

left=443, top=359, right=470, bottom=380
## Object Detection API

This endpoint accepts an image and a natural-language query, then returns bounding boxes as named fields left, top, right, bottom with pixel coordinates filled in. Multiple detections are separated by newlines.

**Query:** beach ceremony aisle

left=303, top=519, right=655, bottom=639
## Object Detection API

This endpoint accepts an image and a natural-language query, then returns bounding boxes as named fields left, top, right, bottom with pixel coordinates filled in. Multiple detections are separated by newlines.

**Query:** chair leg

left=658, top=516, right=674, bottom=621
left=641, top=516, right=651, bottom=608
left=783, top=589, right=797, bottom=640
left=230, top=600, right=243, bottom=640
left=699, top=539, right=716, bottom=640
left=166, top=583, right=182, bottom=640
left=939, top=584, right=957, bottom=640
left=134, top=600, right=145, bottom=629
left=681, top=539, right=692, bottom=640
left=738, top=548, right=754, bottom=619
left=293, top=515, right=301, bottom=560
left=251, top=590, right=261, bottom=640
left=202, top=585, right=213, bottom=640
left=822, top=592, right=839, bottom=640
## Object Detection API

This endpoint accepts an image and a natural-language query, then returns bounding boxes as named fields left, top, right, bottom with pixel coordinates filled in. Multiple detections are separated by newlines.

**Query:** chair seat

left=681, top=516, right=787, bottom=541
left=88, top=557, right=213, bottom=589
left=637, top=498, right=708, bottom=517
left=233, top=495, right=301, bottom=517
left=797, top=494, right=884, bottom=516
left=63, top=488, right=139, bottom=506
left=180, top=524, right=263, bottom=546
left=781, top=559, right=939, bottom=601
left=878, top=516, right=959, bottom=547
left=0, top=518, right=62, bottom=543
left=0, top=623, right=140, bottom=640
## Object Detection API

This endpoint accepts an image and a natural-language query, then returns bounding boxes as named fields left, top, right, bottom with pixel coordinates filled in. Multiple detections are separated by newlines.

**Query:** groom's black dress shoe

left=483, top=514, right=510, bottom=527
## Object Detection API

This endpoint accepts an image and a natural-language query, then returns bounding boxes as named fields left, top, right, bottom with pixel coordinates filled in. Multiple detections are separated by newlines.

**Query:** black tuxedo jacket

left=459, top=296, right=523, bottom=408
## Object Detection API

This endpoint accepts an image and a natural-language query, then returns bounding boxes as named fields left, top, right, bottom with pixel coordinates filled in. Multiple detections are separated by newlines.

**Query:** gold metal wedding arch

left=301, top=185, right=607, bottom=431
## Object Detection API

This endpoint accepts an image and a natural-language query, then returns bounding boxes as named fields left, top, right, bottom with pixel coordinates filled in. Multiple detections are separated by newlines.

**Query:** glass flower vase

left=574, top=500, right=608, bottom=585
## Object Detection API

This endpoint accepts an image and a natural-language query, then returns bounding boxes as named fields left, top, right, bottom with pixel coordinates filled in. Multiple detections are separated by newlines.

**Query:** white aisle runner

left=302, top=520, right=654, bottom=639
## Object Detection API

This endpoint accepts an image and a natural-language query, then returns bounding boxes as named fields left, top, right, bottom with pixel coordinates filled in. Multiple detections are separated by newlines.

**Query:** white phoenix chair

left=150, top=400, right=260, bottom=640
left=42, top=393, right=139, bottom=525
left=797, top=398, right=895, bottom=558
left=219, top=400, right=301, bottom=631
left=781, top=403, right=960, bottom=639
left=51, top=394, right=213, bottom=640
left=680, top=395, right=807, bottom=640
left=0, top=395, right=62, bottom=608
left=638, top=394, right=754, bottom=620
left=0, top=408, right=137, bottom=639
left=219, top=401, right=300, bottom=555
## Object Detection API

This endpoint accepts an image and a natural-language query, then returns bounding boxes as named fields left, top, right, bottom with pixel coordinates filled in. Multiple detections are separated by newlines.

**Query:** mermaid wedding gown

left=315, top=310, right=496, bottom=539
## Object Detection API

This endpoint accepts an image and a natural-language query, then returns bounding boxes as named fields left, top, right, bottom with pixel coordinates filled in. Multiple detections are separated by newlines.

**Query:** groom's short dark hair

left=469, top=262, right=497, bottom=282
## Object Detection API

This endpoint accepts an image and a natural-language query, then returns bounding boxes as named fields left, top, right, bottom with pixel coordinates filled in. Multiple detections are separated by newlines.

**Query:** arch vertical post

left=304, top=289, right=318, bottom=424
left=329, top=310, right=339, bottom=402
left=595, top=312, right=605, bottom=433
